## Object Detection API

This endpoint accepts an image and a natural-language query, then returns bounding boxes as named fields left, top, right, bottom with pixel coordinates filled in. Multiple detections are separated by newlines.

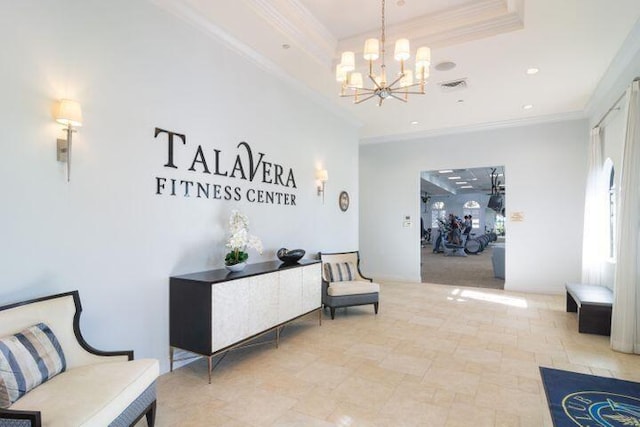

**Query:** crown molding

left=360, top=111, right=587, bottom=145
left=246, top=0, right=337, bottom=69
left=338, top=0, right=524, bottom=54
left=584, top=19, right=640, bottom=126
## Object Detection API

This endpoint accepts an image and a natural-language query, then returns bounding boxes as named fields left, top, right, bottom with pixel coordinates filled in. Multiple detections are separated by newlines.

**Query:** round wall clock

left=339, top=191, right=350, bottom=212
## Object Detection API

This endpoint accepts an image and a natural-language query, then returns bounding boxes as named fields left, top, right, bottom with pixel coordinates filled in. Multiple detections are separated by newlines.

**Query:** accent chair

left=319, top=251, right=380, bottom=319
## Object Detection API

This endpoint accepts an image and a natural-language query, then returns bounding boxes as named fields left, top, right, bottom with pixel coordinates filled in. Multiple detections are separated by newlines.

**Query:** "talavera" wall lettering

left=153, top=128, right=297, bottom=206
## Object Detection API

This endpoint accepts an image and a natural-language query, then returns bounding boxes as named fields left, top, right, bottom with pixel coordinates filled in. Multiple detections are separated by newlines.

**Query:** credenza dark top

left=170, top=259, right=320, bottom=285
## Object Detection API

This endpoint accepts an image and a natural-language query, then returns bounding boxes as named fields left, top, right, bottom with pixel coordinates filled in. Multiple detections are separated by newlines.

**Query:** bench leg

left=566, top=292, right=578, bottom=313
left=330, top=307, right=336, bottom=320
left=145, top=400, right=156, bottom=427
left=373, top=302, right=379, bottom=315
left=579, top=305, right=612, bottom=336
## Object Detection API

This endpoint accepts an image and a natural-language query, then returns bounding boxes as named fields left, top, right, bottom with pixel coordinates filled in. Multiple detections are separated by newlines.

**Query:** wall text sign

left=153, top=128, right=297, bottom=205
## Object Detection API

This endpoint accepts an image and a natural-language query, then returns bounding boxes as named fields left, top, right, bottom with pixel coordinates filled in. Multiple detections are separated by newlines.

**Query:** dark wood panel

left=169, top=279, right=212, bottom=355
left=170, top=260, right=319, bottom=285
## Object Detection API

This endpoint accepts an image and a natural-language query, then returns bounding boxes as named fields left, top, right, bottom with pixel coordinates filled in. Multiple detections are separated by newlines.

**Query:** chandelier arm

left=387, top=73, right=405, bottom=89
left=339, top=87, right=377, bottom=96
left=388, top=93, right=408, bottom=103
left=339, top=89, right=377, bottom=98
left=395, top=90, right=426, bottom=95
left=368, top=74, right=383, bottom=90
left=354, top=93, right=379, bottom=104
left=392, top=81, right=425, bottom=90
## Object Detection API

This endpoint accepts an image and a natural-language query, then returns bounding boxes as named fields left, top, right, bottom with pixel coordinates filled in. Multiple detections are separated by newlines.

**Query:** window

left=463, top=200, right=481, bottom=229
left=606, top=161, right=616, bottom=259
left=495, top=214, right=505, bottom=235
left=431, top=201, right=446, bottom=227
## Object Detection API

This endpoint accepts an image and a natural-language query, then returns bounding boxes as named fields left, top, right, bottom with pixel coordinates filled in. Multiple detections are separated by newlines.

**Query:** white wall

left=0, top=1, right=359, bottom=372
left=360, top=120, right=589, bottom=293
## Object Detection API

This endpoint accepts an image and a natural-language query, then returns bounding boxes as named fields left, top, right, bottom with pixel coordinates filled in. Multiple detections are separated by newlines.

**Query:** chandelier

left=336, top=0, right=431, bottom=106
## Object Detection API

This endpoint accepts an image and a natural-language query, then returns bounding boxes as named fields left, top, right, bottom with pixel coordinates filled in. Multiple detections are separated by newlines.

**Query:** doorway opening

left=420, top=166, right=505, bottom=289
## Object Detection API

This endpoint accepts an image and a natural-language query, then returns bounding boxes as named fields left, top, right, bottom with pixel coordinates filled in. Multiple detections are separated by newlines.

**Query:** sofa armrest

left=0, top=408, right=41, bottom=427
left=70, top=292, right=134, bottom=362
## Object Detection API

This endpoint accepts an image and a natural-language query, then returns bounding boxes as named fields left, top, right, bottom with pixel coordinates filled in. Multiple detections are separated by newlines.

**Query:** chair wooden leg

left=374, top=302, right=379, bottom=314
left=146, top=400, right=157, bottom=427
left=330, top=307, right=336, bottom=319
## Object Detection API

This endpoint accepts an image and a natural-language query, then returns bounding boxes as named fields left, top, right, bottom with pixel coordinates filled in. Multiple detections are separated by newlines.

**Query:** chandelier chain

left=380, top=0, right=386, bottom=67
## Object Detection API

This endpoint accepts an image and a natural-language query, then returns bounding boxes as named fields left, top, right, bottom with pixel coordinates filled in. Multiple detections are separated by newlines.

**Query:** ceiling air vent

left=438, top=78, right=467, bottom=92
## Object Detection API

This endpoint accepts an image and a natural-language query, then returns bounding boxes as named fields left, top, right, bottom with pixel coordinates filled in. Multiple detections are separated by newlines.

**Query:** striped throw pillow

left=324, top=262, right=356, bottom=282
left=0, top=323, right=66, bottom=408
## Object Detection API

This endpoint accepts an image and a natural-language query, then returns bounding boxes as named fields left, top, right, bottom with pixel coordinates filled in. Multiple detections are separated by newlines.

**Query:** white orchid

left=225, top=211, right=263, bottom=265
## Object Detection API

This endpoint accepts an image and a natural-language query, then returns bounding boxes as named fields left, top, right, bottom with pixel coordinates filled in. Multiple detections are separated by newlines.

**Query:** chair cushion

left=9, top=358, right=159, bottom=427
left=324, top=262, right=356, bottom=282
left=0, top=323, right=66, bottom=408
left=327, top=281, right=380, bottom=296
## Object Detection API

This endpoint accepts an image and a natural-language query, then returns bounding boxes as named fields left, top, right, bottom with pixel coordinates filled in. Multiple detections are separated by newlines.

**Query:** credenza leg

left=169, top=347, right=174, bottom=372
left=319, top=308, right=322, bottom=326
left=208, top=356, right=213, bottom=384
left=276, top=327, right=280, bottom=349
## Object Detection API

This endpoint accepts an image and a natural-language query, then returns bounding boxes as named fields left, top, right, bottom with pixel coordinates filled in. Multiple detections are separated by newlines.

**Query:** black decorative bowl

left=277, top=248, right=305, bottom=264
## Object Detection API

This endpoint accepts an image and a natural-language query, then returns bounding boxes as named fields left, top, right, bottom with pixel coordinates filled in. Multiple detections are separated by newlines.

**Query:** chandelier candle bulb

left=335, top=64, right=346, bottom=83
left=363, top=38, right=380, bottom=60
left=340, top=51, right=355, bottom=72
left=400, top=70, right=413, bottom=87
left=394, top=38, right=410, bottom=61
left=349, top=72, right=363, bottom=89
left=415, top=47, right=431, bottom=67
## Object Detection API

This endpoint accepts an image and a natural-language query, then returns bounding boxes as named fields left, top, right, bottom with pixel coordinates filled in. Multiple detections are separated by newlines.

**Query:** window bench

left=565, top=283, right=613, bottom=336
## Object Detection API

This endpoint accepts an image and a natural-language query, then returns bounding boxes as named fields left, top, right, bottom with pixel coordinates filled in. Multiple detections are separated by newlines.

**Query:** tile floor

left=151, top=282, right=640, bottom=426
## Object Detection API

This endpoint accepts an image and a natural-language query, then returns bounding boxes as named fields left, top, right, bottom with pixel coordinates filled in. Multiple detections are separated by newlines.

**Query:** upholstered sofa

left=0, top=291, right=159, bottom=427
left=319, top=251, right=380, bottom=319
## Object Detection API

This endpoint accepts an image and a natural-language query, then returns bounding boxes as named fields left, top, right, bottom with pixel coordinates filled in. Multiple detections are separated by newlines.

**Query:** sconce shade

left=316, top=169, right=328, bottom=182
left=55, top=99, right=83, bottom=127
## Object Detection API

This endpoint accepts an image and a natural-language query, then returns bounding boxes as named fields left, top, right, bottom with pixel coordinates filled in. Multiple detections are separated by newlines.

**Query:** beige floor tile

left=151, top=281, right=639, bottom=427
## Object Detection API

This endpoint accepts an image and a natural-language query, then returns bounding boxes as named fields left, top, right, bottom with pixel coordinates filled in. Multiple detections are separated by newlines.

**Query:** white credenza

left=169, top=260, right=321, bottom=381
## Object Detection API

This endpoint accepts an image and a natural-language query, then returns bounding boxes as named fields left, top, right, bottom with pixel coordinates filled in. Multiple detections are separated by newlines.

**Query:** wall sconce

left=315, top=169, right=328, bottom=203
left=55, top=99, right=83, bottom=182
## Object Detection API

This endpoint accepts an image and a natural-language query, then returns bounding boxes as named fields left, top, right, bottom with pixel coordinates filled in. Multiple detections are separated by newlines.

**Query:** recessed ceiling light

left=460, top=185, right=473, bottom=189
left=438, top=170, right=453, bottom=174
left=523, top=104, right=533, bottom=110
left=410, top=121, right=419, bottom=125
left=447, top=176, right=462, bottom=180
left=526, top=68, right=539, bottom=75
left=435, top=61, right=456, bottom=71
left=457, top=99, right=464, bottom=103
left=456, top=182, right=468, bottom=185
left=282, top=44, right=290, bottom=50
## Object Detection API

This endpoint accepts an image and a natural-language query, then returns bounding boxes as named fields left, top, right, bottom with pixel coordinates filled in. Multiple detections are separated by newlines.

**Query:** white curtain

left=581, top=127, right=608, bottom=285
left=611, top=80, right=640, bottom=353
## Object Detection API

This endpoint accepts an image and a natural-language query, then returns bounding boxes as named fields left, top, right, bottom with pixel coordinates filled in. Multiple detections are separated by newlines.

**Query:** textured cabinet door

left=211, top=278, right=251, bottom=352
left=247, top=272, right=279, bottom=337
left=302, top=264, right=321, bottom=312
left=278, top=268, right=302, bottom=323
